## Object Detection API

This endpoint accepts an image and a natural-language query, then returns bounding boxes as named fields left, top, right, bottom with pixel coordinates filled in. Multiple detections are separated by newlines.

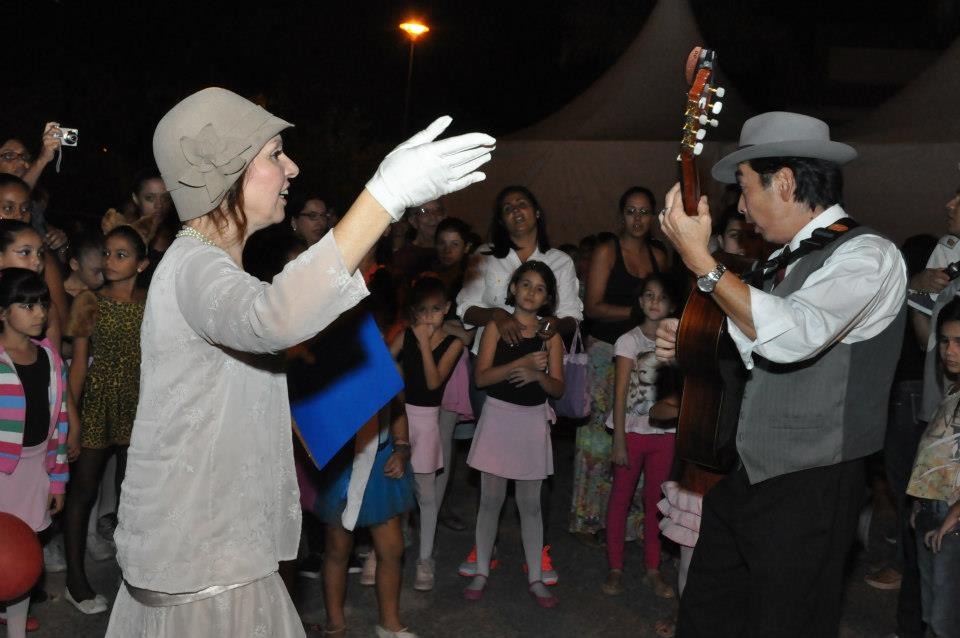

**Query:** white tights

left=474, top=472, right=543, bottom=583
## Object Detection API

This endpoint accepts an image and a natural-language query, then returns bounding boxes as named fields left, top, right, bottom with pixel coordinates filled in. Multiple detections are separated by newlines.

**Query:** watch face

left=697, top=276, right=715, bottom=293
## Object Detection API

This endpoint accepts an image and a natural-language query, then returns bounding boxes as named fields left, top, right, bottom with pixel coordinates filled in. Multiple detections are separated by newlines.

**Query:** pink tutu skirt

left=406, top=403, right=444, bottom=474
left=0, top=442, right=52, bottom=532
left=657, top=480, right=702, bottom=548
left=440, top=350, right=474, bottom=421
left=467, top=397, right=553, bottom=480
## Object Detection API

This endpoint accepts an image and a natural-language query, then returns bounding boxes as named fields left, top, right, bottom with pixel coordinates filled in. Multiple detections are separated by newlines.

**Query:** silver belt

left=124, top=576, right=261, bottom=607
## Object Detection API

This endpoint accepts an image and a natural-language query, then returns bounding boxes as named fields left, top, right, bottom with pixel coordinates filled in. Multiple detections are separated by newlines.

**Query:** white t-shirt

left=605, top=326, right=676, bottom=435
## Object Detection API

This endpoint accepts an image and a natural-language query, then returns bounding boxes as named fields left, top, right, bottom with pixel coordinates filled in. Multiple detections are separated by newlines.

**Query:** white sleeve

left=175, top=232, right=368, bottom=354
left=456, top=253, right=489, bottom=327
left=551, top=252, right=584, bottom=321
left=613, top=330, right=640, bottom=359
left=727, top=235, right=906, bottom=369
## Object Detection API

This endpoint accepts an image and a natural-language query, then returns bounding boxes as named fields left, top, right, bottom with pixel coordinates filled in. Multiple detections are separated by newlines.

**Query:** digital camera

left=56, top=128, right=79, bottom=146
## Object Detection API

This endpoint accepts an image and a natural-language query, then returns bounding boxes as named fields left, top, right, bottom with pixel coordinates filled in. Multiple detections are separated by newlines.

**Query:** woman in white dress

left=104, top=87, right=493, bottom=637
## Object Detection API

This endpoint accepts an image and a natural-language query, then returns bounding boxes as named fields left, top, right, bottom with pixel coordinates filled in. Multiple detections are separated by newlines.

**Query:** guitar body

left=676, top=253, right=751, bottom=472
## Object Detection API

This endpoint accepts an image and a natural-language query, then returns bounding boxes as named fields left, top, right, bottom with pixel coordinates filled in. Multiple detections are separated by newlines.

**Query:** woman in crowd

left=117, top=168, right=175, bottom=285
left=104, top=88, right=492, bottom=637
left=570, top=186, right=668, bottom=544
left=455, top=185, right=582, bottom=582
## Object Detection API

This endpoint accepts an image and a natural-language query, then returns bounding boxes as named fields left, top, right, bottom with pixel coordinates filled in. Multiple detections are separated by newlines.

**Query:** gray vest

left=737, top=226, right=906, bottom=484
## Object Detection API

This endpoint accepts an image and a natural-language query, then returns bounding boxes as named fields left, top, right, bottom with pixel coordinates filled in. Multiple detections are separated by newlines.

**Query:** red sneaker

left=521, top=545, right=558, bottom=585
left=458, top=545, right=501, bottom=577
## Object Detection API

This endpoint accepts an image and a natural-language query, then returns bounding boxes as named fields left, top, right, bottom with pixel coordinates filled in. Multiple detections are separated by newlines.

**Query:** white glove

left=366, top=116, right=495, bottom=221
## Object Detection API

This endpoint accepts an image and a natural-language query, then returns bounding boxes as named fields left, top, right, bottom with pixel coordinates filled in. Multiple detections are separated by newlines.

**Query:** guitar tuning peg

left=709, top=101, right=723, bottom=115
left=711, top=86, right=726, bottom=98
left=696, top=128, right=707, bottom=140
left=685, top=139, right=704, bottom=155
left=698, top=115, right=719, bottom=128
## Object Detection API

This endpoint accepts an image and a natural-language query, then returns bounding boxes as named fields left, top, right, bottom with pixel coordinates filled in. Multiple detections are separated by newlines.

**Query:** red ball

left=0, top=512, right=42, bottom=601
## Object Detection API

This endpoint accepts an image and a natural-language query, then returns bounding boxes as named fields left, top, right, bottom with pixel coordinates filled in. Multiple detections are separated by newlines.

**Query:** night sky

left=8, top=1, right=960, bottom=217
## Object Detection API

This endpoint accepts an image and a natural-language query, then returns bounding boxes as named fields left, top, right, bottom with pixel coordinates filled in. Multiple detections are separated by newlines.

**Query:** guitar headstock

left=680, top=47, right=724, bottom=159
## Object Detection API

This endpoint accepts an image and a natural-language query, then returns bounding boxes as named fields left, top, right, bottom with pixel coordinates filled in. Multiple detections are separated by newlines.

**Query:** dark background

left=7, top=0, right=960, bottom=217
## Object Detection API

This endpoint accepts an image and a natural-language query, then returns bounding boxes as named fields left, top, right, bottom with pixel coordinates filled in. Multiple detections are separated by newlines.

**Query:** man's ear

left=775, top=167, right=796, bottom=203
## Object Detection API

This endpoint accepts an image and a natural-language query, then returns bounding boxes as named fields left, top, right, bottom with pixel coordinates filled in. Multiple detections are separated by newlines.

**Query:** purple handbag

left=552, top=324, right=591, bottom=418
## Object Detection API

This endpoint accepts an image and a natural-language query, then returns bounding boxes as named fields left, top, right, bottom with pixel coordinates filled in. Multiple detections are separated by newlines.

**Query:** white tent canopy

left=447, top=1, right=957, bottom=247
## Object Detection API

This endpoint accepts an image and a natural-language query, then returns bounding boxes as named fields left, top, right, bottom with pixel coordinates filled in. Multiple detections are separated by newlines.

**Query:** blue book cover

left=289, top=312, right=403, bottom=469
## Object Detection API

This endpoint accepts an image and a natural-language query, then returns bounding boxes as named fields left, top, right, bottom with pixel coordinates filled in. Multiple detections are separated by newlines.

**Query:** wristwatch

left=696, top=263, right=727, bottom=293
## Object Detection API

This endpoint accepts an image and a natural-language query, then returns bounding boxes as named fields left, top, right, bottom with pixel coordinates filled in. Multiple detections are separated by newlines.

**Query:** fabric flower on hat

left=178, top=123, right=252, bottom=203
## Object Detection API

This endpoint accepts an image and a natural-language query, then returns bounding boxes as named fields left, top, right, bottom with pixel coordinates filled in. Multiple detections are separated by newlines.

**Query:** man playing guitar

left=657, top=111, right=907, bottom=637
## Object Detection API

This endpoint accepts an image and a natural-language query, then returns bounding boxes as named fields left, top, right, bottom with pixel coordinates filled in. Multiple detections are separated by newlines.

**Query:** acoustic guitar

left=673, top=48, right=754, bottom=474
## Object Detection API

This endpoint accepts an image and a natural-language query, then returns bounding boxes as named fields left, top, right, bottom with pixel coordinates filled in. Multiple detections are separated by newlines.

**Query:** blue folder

left=289, top=312, right=403, bottom=469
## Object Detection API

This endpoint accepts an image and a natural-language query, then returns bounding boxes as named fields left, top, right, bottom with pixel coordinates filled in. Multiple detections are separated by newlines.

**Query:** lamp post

left=399, top=20, right=429, bottom=135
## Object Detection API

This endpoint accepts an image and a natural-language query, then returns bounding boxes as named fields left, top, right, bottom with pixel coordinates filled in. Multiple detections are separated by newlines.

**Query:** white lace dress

left=105, top=231, right=367, bottom=637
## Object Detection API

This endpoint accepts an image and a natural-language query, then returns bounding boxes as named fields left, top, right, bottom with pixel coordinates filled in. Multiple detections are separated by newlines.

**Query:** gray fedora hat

left=153, top=87, right=293, bottom=221
left=711, top=112, right=856, bottom=184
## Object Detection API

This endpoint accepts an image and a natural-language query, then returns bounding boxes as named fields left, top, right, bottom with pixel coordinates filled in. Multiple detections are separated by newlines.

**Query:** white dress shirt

left=456, top=243, right=583, bottom=353
left=727, top=205, right=907, bottom=369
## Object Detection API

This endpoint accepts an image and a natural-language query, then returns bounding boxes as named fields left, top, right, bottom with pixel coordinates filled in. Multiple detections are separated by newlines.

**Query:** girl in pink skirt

left=389, top=276, right=463, bottom=591
left=464, top=261, right=565, bottom=608
left=0, top=268, right=71, bottom=637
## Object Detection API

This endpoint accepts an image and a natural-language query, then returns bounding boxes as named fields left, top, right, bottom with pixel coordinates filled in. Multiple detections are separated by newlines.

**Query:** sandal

left=529, top=581, right=558, bottom=608
left=601, top=569, right=624, bottom=596
left=643, top=570, right=676, bottom=599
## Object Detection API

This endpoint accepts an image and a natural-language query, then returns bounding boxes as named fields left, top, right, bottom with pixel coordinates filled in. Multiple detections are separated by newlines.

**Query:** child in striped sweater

left=0, top=268, right=71, bottom=638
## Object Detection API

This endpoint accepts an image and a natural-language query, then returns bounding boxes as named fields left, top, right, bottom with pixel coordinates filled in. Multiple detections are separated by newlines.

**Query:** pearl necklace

left=176, top=226, right=217, bottom=247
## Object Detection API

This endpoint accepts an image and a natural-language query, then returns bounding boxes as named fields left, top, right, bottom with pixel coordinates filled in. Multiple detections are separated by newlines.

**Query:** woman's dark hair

left=131, top=167, right=162, bottom=197
left=504, top=260, right=558, bottom=317
left=0, top=173, right=31, bottom=194
left=618, top=186, right=657, bottom=216
left=67, top=230, right=105, bottom=264
left=406, top=275, right=448, bottom=319
left=0, top=268, right=50, bottom=312
left=106, top=225, right=148, bottom=260
left=207, top=177, right=249, bottom=244
left=747, top=157, right=843, bottom=211
left=486, top=186, right=550, bottom=259
left=434, top=217, right=472, bottom=245
left=714, top=204, right=746, bottom=237
left=0, top=220, right=38, bottom=252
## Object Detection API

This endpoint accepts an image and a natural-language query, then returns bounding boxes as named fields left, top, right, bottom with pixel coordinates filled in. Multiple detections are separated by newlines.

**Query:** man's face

left=736, top=163, right=795, bottom=245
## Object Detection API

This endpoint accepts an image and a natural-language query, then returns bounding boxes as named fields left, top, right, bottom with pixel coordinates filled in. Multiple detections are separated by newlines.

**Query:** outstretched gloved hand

left=366, top=116, right=495, bottom=221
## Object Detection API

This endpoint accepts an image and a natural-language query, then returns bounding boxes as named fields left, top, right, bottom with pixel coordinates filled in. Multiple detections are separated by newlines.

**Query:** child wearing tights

left=603, top=274, right=678, bottom=599
left=389, top=276, right=464, bottom=591
left=0, top=268, right=71, bottom=637
left=63, top=216, right=152, bottom=612
left=464, top=261, right=565, bottom=607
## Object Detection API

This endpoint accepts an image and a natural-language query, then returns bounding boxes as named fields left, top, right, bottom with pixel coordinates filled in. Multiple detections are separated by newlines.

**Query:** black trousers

left=677, top=458, right=865, bottom=638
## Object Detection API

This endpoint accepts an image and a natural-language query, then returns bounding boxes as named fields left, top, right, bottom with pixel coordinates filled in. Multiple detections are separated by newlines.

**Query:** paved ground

left=26, top=425, right=901, bottom=637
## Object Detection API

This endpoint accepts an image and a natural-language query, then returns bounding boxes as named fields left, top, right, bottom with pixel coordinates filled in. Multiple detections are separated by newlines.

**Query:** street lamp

left=399, top=20, right=430, bottom=135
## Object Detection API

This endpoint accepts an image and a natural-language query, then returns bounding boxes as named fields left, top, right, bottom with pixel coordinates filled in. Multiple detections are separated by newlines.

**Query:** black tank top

left=590, top=239, right=654, bottom=344
left=486, top=336, right=548, bottom=406
left=15, top=353, right=51, bottom=448
left=400, top=328, right=458, bottom=407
